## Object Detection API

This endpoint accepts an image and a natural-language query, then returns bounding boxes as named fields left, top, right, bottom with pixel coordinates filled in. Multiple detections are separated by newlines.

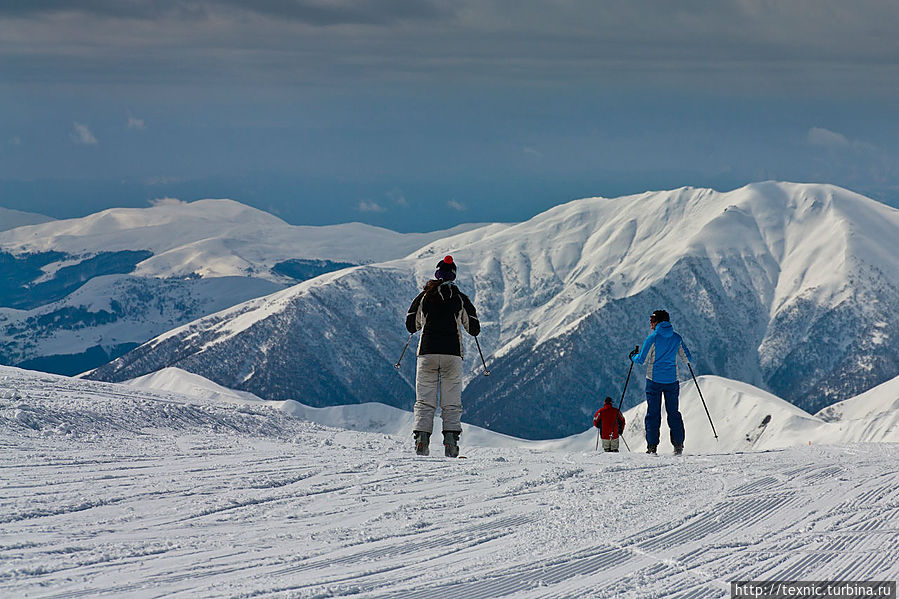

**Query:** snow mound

left=126, top=366, right=593, bottom=451
left=125, top=367, right=264, bottom=405
left=816, top=374, right=899, bottom=421
left=125, top=366, right=899, bottom=455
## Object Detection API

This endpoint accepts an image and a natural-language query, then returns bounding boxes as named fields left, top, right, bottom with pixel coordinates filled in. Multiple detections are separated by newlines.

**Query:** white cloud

left=357, top=200, right=386, bottom=213
left=808, top=127, right=877, bottom=154
left=144, top=175, right=187, bottom=185
left=72, top=122, right=98, bottom=145
left=386, top=188, right=408, bottom=206
left=127, top=116, right=146, bottom=130
left=808, top=127, right=850, bottom=149
left=522, top=146, right=543, bottom=158
left=150, top=197, right=185, bottom=207
left=447, top=200, right=466, bottom=211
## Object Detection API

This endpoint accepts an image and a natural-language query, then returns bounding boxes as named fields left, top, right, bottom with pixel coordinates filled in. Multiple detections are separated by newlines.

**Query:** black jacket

left=405, top=281, right=479, bottom=357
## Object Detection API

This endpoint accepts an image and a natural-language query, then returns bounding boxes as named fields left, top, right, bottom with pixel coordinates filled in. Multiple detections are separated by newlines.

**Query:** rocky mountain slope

left=87, top=183, right=899, bottom=438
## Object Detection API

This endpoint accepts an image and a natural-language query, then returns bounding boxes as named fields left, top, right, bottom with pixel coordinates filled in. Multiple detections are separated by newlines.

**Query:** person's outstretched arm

left=631, top=332, right=654, bottom=365
left=460, top=292, right=480, bottom=336
left=405, top=292, right=424, bottom=334
left=678, top=335, right=693, bottom=363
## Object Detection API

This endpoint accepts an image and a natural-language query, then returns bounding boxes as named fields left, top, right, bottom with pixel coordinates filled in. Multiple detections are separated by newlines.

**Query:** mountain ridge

left=0, top=199, right=487, bottom=374
left=87, top=182, right=899, bottom=438
left=0, top=206, right=55, bottom=232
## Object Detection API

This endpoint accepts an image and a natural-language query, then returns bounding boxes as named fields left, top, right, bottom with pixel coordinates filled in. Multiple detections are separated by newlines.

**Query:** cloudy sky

left=1, top=1, right=898, bottom=231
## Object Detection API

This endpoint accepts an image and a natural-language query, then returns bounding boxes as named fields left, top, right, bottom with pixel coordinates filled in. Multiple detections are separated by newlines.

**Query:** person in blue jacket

left=629, top=309, right=693, bottom=455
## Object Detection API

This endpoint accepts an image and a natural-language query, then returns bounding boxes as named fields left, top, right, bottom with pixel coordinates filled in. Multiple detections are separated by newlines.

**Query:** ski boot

left=673, top=445, right=684, bottom=456
left=443, top=431, right=460, bottom=458
left=646, top=444, right=657, bottom=455
left=414, top=431, right=431, bottom=456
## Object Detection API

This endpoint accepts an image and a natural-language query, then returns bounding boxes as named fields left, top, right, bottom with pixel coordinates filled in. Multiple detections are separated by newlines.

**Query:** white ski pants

left=413, top=354, right=463, bottom=434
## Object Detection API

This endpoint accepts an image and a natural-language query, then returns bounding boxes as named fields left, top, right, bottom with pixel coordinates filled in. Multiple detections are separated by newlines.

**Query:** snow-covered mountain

left=623, top=374, right=899, bottom=453
left=814, top=374, right=899, bottom=438
left=87, top=182, right=899, bottom=439
left=4, top=364, right=898, bottom=597
left=0, top=199, right=487, bottom=374
left=126, top=366, right=899, bottom=453
left=0, top=206, right=55, bottom=232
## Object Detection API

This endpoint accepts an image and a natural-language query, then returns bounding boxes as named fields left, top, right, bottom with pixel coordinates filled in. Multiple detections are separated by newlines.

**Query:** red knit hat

left=435, top=255, right=457, bottom=281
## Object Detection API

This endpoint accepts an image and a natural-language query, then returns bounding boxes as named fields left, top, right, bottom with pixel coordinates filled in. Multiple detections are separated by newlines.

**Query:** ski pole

left=614, top=346, right=640, bottom=452
left=615, top=346, right=639, bottom=413
left=474, top=336, right=490, bottom=376
left=599, top=346, right=639, bottom=452
left=688, top=362, right=718, bottom=440
left=394, top=331, right=415, bottom=369
left=597, top=430, right=630, bottom=452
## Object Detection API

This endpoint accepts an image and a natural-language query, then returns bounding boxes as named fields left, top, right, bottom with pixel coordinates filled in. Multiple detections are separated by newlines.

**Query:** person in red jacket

left=593, top=397, right=626, bottom=452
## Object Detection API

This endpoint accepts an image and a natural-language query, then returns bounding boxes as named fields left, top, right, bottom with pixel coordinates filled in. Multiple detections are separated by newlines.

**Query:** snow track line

left=267, top=514, right=537, bottom=577
left=134, top=554, right=278, bottom=590
left=261, top=530, right=510, bottom=595
left=729, top=475, right=780, bottom=495
left=217, top=524, right=519, bottom=599
left=372, top=544, right=634, bottom=599
left=244, top=470, right=317, bottom=489
left=638, top=494, right=791, bottom=552
left=669, top=586, right=723, bottom=599
left=770, top=551, right=838, bottom=580
left=151, top=470, right=413, bottom=526
left=0, top=497, right=128, bottom=524
left=802, top=465, right=843, bottom=483
left=830, top=552, right=889, bottom=580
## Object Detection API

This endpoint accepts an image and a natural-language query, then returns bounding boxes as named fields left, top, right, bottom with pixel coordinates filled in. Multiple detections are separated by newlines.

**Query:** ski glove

left=628, top=346, right=639, bottom=359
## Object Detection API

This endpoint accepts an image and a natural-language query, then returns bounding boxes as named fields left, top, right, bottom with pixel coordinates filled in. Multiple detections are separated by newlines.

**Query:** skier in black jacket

left=405, top=255, right=480, bottom=457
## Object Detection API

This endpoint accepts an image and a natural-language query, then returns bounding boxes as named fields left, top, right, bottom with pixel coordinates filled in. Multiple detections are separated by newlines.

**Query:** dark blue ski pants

left=644, top=379, right=685, bottom=447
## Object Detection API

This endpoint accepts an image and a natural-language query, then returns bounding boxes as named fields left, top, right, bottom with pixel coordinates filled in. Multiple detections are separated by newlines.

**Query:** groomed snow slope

left=3, top=365, right=898, bottom=598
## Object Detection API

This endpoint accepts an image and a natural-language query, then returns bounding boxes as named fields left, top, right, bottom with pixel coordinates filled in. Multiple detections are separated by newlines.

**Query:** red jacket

left=593, top=404, right=625, bottom=440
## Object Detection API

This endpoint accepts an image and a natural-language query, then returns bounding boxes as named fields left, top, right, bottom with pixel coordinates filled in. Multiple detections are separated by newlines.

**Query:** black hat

left=604, top=396, right=613, bottom=405
left=435, top=255, right=457, bottom=281
left=650, top=309, right=670, bottom=323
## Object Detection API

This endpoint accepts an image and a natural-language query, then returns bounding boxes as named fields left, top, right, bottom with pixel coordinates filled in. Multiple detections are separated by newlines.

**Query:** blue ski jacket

left=631, top=321, right=693, bottom=384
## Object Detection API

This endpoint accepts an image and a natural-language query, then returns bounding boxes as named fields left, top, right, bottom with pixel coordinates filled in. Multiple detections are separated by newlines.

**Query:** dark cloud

left=2, top=0, right=899, bottom=227
left=2, top=0, right=897, bottom=92
left=0, top=0, right=207, bottom=19
left=219, top=0, right=452, bottom=26
left=0, top=0, right=451, bottom=25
